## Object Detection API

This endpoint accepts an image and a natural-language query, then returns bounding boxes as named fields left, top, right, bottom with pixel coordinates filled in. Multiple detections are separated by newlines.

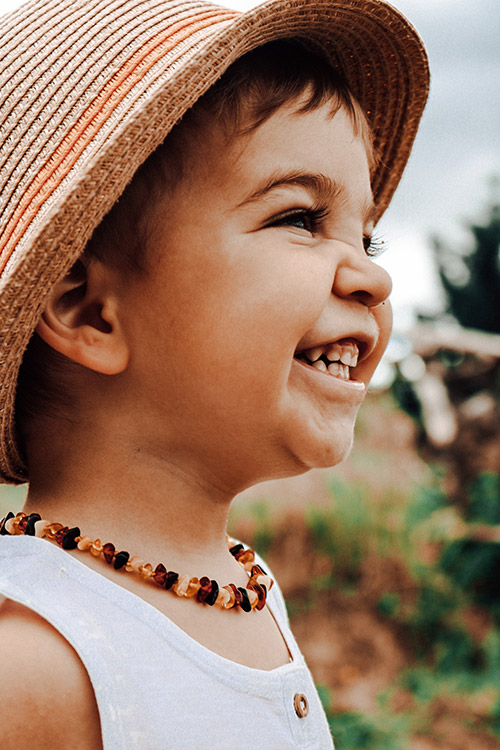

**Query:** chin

left=285, top=423, right=355, bottom=473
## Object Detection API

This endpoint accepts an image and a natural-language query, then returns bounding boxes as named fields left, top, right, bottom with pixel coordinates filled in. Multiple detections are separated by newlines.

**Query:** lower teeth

left=295, top=354, right=351, bottom=380
left=309, top=359, right=350, bottom=380
left=327, top=362, right=350, bottom=380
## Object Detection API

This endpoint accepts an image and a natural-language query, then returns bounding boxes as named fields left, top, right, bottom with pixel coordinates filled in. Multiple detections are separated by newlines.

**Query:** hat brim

left=0, top=0, right=429, bottom=482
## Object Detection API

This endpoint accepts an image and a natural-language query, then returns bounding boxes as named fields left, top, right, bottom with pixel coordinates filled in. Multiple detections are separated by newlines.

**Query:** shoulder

left=0, top=598, right=102, bottom=750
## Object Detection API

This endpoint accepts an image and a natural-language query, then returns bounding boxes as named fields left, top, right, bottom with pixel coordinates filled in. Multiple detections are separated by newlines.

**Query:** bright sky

left=1, top=0, right=498, bottom=324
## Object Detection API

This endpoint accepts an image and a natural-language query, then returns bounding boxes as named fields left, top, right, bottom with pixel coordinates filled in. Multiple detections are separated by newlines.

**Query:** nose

left=331, top=245, right=392, bottom=307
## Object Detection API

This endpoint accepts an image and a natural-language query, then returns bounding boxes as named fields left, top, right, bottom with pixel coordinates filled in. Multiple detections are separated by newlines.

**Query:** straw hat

left=0, top=0, right=429, bottom=483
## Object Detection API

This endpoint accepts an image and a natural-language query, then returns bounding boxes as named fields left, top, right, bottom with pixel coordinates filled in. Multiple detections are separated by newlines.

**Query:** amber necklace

left=1, top=511, right=273, bottom=613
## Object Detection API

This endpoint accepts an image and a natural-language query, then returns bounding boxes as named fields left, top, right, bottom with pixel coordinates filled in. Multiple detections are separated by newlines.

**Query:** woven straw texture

left=0, top=0, right=429, bottom=483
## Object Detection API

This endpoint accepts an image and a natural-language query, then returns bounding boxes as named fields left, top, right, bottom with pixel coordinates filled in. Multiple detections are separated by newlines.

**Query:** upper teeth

left=300, top=339, right=359, bottom=368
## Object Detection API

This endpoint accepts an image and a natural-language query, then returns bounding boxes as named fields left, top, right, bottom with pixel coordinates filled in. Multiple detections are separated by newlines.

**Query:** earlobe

left=36, top=259, right=130, bottom=375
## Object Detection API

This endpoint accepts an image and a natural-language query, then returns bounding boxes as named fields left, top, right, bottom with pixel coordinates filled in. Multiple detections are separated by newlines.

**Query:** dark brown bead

left=25, top=513, right=41, bottom=536
left=153, top=563, right=167, bottom=585
left=18, top=516, right=28, bottom=533
left=197, top=576, right=212, bottom=602
left=164, top=571, right=179, bottom=590
left=102, top=542, right=115, bottom=564
left=204, top=580, right=219, bottom=606
left=55, top=526, right=69, bottom=546
left=228, top=544, right=244, bottom=557
left=62, top=527, right=81, bottom=550
left=114, top=551, right=129, bottom=569
left=251, top=563, right=268, bottom=577
left=238, top=587, right=251, bottom=612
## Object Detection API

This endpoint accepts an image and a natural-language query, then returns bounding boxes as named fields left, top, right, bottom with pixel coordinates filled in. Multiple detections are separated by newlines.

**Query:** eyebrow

left=237, top=169, right=377, bottom=224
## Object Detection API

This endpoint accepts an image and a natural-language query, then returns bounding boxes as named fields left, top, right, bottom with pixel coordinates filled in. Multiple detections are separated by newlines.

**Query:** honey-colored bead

left=256, top=574, right=273, bottom=590
left=125, top=556, right=144, bottom=573
left=246, top=589, right=259, bottom=609
left=221, top=585, right=236, bottom=609
left=4, top=517, right=16, bottom=534
left=90, top=538, right=103, bottom=556
left=173, top=573, right=190, bottom=596
left=33, top=519, right=51, bottom=538
left=44, top=522, right=64, bottom=540
left=77, top=536, right=93, bottom=551
left=215, top=587, right=230, bottom=607
left=185, top=578, right=200, bottom=597
left=236, top=550, right=255, bottom=565
left=139, top=563, right=154, bottom=579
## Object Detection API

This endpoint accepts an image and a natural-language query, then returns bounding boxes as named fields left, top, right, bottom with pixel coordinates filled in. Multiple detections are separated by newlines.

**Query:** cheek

left=374, top=299, right=393, bottom=352
left=363, top=300, right=393, bottom=382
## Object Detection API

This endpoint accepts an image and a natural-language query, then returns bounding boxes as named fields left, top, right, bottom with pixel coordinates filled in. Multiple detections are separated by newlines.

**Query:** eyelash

left=267, top=207, right=385, bottom=258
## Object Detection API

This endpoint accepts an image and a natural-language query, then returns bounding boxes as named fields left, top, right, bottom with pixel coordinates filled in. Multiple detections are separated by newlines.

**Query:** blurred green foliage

left=231, top=469, right=500, bottom=746
left=433, top=194, right=500, bottom=333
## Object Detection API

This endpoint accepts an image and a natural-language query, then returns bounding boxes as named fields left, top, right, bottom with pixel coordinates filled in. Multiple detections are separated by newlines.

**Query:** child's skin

left=0, top=93, right=392, bottom=749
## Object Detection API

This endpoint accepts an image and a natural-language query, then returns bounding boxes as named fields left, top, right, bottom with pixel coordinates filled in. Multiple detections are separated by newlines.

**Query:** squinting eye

left=286, top=215, right=309, bottom=230
left=268, top=206, right=328, bottom=234
left=363, top=234, right=385, bottom=258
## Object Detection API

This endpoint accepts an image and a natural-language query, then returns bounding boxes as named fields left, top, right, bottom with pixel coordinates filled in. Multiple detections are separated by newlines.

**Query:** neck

left=25, top=427, right=240, bottom=578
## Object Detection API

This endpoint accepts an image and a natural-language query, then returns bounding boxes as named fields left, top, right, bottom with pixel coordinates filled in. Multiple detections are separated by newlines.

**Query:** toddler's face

left=121, top=98, right=392, bottom=489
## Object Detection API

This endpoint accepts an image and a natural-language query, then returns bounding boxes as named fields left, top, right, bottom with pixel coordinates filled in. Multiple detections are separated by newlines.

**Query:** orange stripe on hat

left=0, top=8, right=236, bottom=274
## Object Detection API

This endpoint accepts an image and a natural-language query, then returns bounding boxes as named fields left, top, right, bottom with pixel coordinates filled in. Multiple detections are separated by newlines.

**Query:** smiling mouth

left=294, top=338, right=361, bottom=381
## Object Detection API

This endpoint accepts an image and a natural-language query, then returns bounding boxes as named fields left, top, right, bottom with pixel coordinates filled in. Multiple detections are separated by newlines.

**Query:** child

left=0, top=0, right=429, bottom=747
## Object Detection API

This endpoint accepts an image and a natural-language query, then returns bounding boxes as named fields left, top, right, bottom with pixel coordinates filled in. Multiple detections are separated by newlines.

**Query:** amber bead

left=172, top=573, right=190, bottom=596
left=54, top=526, right=70, bottom=546
left=197, top=576, right=212, bottom=603
left=139, top=563, right=153, bottom=579
left=24, top=513, right=41, bottom=536
left=246, top=589, right=259, bottom=610
left=251, top=564, right=267, bottom=577
left=228, top=583, right=243, bottom=607
left=4, top=516, right=17, bottom=535
left=185, top=577, right=200, bottom=597
left=234, top=550, right=255, bottom=566
left=44, top=523, right=64, bottom=541
left=0, top=512, right=14, bottom=535
left=215, top=587, right=230, bottom=607
left=102, top=542, right=116, bottom=564
left=153, top=563, right=167, bottom=584
left=34, top=520, right=51, bottom=538
left=222, top=585, right=236, bottom=608
left=90, top=539, right=103, bottom=556
left=62, top=527, right=81, bottom=550
left=77, top=535, right=93, bottom=551
left=125, top=556, right=144, bottom=573
left=164, top=571, right=179, bottom=590
left=205, top=580, right=219, bottom=606
left=114, top=551, right=129, bottom=570
left=249, top=581, right=267, bottom=611
left=256, top=574, right=273, bottom=591
left=18, top=516, right=28, bottom=533
left=238, top=587, right=251, bottom=612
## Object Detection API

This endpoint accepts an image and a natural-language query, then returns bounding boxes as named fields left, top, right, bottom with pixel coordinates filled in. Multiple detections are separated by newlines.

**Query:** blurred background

left=1, top=0, right=499, bottom=747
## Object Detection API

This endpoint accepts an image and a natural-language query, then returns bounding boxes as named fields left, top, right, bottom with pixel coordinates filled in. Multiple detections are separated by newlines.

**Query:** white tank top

left=0, top=535, right=334, bottom=749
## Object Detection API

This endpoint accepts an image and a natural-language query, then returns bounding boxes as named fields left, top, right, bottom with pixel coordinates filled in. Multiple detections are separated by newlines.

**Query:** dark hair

left=16, top=39, right=374, bottom=455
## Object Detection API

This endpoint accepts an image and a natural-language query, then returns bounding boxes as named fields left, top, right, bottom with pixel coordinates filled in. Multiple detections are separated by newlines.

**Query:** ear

left=36, top=257, right=130, bottom=375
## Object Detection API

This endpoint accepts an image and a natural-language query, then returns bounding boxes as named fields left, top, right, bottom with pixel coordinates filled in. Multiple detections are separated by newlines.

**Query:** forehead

left=179, top=101, right=374, bottom=219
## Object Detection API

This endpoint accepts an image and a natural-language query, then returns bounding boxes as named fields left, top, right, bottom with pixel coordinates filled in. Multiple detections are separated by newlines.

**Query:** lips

left=294, top=338, right=363, bottom=381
